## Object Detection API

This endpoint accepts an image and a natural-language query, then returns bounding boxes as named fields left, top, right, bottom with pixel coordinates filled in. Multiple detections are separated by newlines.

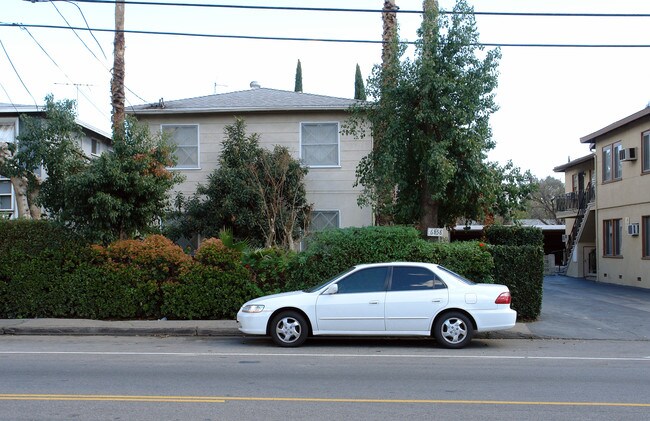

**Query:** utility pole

left=111, top=0, right=125, bottom=138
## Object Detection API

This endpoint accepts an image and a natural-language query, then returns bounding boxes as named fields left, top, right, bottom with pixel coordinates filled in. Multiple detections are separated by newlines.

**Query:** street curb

left=0, top=327, right=240, bottom=337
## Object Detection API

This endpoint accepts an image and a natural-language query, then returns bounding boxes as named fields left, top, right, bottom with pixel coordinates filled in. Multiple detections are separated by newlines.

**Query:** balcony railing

left=554, top=184, right=595, bottom=213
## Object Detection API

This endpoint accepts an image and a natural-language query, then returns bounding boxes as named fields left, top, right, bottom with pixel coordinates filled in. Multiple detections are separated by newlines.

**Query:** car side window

left=390, top=266, right=447, bottom=291
left=335, top=267, right=389, bottom=294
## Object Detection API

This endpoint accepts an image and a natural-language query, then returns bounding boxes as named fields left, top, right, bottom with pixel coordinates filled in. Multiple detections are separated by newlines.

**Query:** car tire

left=433, top=311, right=473, bottom=349
left=269, top=311, right=308, bottom=347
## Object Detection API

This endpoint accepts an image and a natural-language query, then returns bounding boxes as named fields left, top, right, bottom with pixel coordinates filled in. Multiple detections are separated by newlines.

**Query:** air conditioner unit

left=619, top=147, right=637, bottom=162
left=628, top=223, right=639, bottom=236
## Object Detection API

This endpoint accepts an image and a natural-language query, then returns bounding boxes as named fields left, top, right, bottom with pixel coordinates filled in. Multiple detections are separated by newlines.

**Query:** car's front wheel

left=433, top=311, right=473, bottom=349
left=269, top=311, right=308, bottom=347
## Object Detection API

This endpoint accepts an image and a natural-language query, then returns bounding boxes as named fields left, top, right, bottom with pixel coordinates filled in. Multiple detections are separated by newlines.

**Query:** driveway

left=524, top=275, right=650, bottom=340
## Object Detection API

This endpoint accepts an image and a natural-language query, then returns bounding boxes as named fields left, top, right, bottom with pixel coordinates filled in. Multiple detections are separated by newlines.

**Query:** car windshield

left=437, top=265, right=476, bottom=285
left=303, top=267, right=356, bottom=293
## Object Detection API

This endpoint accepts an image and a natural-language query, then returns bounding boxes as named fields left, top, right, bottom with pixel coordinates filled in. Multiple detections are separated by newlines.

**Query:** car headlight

left=241, top=304, right=265, bottom=313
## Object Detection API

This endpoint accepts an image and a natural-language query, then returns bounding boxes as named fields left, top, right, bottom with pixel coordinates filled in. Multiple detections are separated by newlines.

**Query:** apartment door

left=583, top=246, right=597, bottom=277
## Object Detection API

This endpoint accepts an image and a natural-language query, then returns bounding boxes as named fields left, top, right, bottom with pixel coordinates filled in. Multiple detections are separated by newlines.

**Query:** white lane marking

left=0, top=351, right=649, bottom=361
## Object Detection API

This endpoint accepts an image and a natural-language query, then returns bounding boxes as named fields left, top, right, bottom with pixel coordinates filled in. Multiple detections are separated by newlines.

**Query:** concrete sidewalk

left=1, top=275, right=648, bottom=341
left=0, top=318, right=240, bottom=337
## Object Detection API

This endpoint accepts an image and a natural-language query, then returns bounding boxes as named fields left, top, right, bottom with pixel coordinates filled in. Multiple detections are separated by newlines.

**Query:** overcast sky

left=3, top=0, right=650, bottom=179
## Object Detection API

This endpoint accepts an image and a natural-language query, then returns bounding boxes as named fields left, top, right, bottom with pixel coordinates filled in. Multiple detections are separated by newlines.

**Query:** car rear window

left=390, top=266, right=446, bottom=291
left=437, top=266, right=476, bottom=285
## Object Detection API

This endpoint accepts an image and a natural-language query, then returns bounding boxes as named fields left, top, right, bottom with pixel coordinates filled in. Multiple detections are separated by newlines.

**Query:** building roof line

left=580, top=106, right=650, bottom=144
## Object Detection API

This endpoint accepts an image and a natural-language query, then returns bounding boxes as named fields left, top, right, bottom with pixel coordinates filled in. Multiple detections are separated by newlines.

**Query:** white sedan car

left=237, top=262, right=516, bottom=349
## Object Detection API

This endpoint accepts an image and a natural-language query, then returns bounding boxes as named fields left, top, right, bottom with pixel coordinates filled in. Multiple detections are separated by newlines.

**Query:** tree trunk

left=375, top=0, right=400, bottom=226
left=11, top=176, right=31, bottom=219
left=28, top=185, right=42, bottom=219
left=419, top=180, right=438, bottom=236
left=381, top=1, right=399, bottom=75
left=111, top=0, right=126, bottom=138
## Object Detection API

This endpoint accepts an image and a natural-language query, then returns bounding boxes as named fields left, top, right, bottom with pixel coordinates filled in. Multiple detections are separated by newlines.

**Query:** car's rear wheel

left=433, top=311, right=473, bottom=349
left=270, top=311, right=308, bottom=347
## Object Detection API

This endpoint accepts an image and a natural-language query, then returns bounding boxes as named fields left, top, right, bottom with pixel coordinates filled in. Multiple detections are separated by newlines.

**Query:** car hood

left=243, top=290, right=307, bottom=306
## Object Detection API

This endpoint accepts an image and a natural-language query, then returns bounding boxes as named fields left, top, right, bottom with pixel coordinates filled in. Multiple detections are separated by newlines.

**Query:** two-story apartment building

left=0, top=103, right=112, bottom=219
left=126, top=85, right=373, bottom=234
left=553, top=154, right=596, bottom=278
left=555, top=106, right=650, bottom=288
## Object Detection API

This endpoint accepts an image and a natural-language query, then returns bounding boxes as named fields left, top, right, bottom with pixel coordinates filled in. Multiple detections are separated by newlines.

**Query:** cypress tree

left=354, top=64, right=366, bottom=100
left=294, top=59, right=303, bottom=92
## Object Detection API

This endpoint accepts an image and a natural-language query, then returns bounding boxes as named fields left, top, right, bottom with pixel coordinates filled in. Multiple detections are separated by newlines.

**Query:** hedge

left=0, top=221, right=544, bottom=321
left=287, top=226, right=494, bottom=290
left=0, top=221, right=262, bottom=319
left=485, top=224, right=544, bottom=247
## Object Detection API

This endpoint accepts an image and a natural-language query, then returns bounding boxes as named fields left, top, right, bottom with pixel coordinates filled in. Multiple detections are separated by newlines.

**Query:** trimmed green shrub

left=287, top=226, right=422, bottom=290
left=428, top=241, right=494, bottom=283
left=97, top=235, right=192, bottom=283
left=485, top=225, right=543, bottom=247
left=490, top=245, right=544, bottom=320
left=484, top=225, right=544, bottom=320
left=194, top=238, right=242, bottom=271
left=161, top=264, right=262, bottom=319
left=286, top=226, right=495, bottom=290
left=64, top=263, right=141, bottom=319
left=0, top=220, right=90, bottom=318
left=242, top=247, right=298, bottom=294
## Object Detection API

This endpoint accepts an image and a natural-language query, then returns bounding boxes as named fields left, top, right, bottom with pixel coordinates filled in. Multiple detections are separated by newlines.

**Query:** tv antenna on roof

left=54, top=82, right=95, bottom=104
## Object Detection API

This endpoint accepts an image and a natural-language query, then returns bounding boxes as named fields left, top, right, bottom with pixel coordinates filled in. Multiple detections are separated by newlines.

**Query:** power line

left=50, top=1, right=106, bottom=64
left=0, top=39, right=39, bottom=108
left=59, top=0, right=107, bottom=59
left=0, top=80, right=18, bottom=112
left=4, top=22, right=650, bottom=48
left=54, top=0, right=650, bottom=18
left=21, top=26, right=110, bottom=118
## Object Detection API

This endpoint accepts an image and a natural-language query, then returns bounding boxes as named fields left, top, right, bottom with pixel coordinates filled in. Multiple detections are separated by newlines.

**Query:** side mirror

left=323, top=284, right=339, bottom=295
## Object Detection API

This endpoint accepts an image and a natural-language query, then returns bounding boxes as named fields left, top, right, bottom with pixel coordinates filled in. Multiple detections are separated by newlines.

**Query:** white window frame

left=0, top=119, right=17, bottom=213
left=91, top=138, right=99, bottom=156
left=0, top=177, right=14, bottom=212
left=310, top=209, right=340, bottom=232
left=161, top=124, right=200, bottom=170
left=299, top=122, right=340, bottom=168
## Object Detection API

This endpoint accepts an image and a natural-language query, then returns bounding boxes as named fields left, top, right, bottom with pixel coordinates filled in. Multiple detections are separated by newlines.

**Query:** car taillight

left=495, top=292, right=511, bottom=304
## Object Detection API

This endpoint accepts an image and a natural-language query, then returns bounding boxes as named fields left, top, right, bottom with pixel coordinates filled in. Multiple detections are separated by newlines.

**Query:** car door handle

left=369, top=300, right=379, bottom=304
left=432, top=299, right=442, bottom=303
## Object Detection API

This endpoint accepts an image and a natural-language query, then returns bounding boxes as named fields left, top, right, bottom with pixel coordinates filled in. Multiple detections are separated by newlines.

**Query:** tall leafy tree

left=524, top=176, right=564, bottom=224
left=294, top=59, right=303, bottom=92
left=63, top=118, right=182, bottom=243
left=174, top=118, right=310, bottom=249
left=0, top=95, right=86, bottom=219
left=354, top=64, right=366, bottom=100
left=348, top=0, right=533, bottom=232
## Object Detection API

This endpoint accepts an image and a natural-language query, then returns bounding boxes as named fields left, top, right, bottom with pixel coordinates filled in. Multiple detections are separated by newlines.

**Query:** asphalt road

left=0, top=335, right=649, bottom=420
left=527, top=275, right=650, bottom=340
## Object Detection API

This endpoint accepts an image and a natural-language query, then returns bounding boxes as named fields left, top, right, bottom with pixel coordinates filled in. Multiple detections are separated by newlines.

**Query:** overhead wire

left=3, top=22, right=650, bottom=48
left=38, top=2, right=149, bottom=104
left=56, top=0, right=650, bottom=18
left=0, top=80, right=18, bottom=112
left=60, top=0, right=107, bottom=59
left=0, top=39, right=39, bottom=109
left=21, top=26, right=110, bottom=118
left=6, top=0, right=650, bottom=111
left=50, top=1, right=106, bottom=64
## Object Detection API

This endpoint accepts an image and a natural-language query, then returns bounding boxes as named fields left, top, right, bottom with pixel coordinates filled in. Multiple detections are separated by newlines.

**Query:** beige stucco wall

left=562, top=161, right=594, bottom=194
left=593, top=120, right=650, bottom=288
left=136, top=111, right=373, bottom=229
